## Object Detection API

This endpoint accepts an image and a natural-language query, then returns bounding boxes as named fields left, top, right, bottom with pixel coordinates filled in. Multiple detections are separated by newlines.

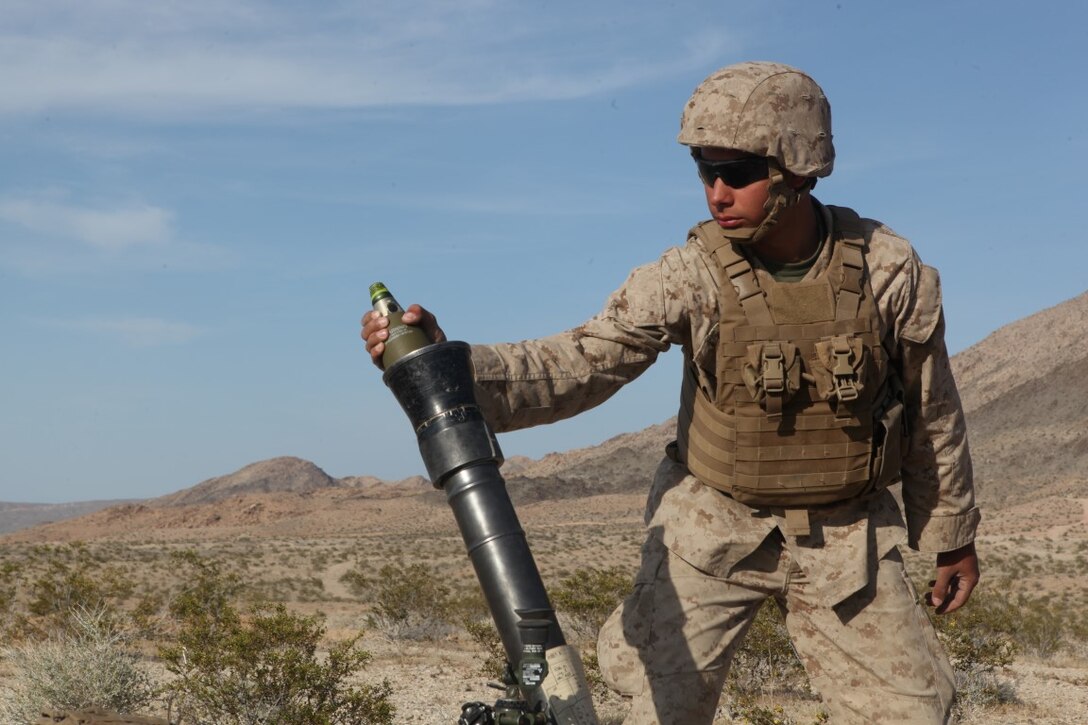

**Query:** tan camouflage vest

left=674, top=206, right=906, bottom=534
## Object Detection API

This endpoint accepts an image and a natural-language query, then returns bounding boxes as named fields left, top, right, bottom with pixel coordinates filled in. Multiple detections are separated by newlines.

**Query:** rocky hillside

left=153, top=456, right=339, bottom=507
left=953, top=291, right=1088, bottom=415
left=501, top=419, right=675, bottom=504
left=952, top=291, right=1088, bottom=504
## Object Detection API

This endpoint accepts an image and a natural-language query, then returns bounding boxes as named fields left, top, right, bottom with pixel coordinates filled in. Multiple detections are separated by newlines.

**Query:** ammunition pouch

left=741, top=342, right=803, bottom=418
left=810, top=335, right=868, bottom=411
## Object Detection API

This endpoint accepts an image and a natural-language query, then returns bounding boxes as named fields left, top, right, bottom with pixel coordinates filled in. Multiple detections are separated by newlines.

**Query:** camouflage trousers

left=597, top=531, right=955, bottom=724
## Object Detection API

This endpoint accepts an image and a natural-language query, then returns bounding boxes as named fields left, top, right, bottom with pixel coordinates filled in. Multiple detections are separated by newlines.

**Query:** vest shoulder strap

left=827, top=206, right=868, bottom=322
left=691, top=220, right=774, bottom=326
left=692, top=208, right=873, bottom=328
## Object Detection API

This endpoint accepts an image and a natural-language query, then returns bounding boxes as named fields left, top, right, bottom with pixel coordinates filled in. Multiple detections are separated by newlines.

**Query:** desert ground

left=3, top=481, right=1087, bottom=724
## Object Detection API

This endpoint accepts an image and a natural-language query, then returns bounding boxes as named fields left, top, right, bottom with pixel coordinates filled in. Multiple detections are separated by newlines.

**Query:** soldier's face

left=697, top=147, right=772, bottom=231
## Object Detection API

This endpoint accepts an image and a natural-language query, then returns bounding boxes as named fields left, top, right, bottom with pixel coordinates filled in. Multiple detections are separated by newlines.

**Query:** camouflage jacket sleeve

left=864, top=222, right=981, bottom=553
left=469, top=244, right=715, bottom=432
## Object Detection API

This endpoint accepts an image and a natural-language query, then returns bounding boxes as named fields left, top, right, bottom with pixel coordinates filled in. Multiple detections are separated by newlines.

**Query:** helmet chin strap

left=717, top=161, right=803, bottom=246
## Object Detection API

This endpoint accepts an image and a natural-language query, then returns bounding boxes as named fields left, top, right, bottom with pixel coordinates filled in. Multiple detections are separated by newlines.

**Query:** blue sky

left=2, top=1, right=1085, bottom=503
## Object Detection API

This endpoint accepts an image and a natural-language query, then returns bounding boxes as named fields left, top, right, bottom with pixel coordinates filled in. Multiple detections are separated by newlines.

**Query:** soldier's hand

left=361, top=304, right=446, bottom=369
left=926, top=541, right=979, bottom=615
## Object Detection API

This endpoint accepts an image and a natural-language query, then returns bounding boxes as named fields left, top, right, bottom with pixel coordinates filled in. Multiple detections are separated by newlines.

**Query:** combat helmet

left=679, top=61, right=834, bottom=243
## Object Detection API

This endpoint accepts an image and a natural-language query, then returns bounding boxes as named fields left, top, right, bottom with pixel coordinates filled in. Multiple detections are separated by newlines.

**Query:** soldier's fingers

left=366, top=339, right=385, bottom=369
left=428, top=322, right=447, bottom=344
left=939, top=576, right=976, bottom=615
left=928, top=572, right=953, bottom=612
left=931, top=568, right=979, bottom=615
left=404, top=304, right=446, bottom=343
left=361, top=314, right=388, bottom=340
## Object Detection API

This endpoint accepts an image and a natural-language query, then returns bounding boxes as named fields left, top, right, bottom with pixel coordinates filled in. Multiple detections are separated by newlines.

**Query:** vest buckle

left=831, top=336, right=860, bottom=402
left=761, top=344, right=786, bottom=394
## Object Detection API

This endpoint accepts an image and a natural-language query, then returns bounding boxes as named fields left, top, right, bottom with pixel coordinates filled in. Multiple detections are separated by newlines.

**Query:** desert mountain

left=951, top=290, right=1088, bottom=505
left=499, top=419, right=675, bottom=505
left=154, top=456, right=340, bottom=507
left=952, top=290, right=1088, bottom=415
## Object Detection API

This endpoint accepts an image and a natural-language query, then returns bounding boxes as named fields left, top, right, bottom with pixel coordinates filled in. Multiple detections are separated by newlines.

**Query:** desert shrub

left=463, top=618, right=507, bottom=680
left=24, top=543, right=133, bottom=634
left=927, top=589, right=1019, bottom=716
left=129, top=591, right=168, bottom=639
left=348, top=561, right=458, bottom=640
left=0, top=560, right=21, bottom=635
left=550, top=566, right=632, bottom=642
left=718, top=700, right=821, bottom=725
left=726, top=599, right=808, bottom=699
left=1005, top=594, right=1070, bottom=658
left=160, top=554, right=393, bottom=725
left=720, top=599, right=816, bottom=724
left=933, top=594, right=1018, bottom=670
left=339, top=567, right=367, bottom=596
left=0, top=605, right=157, bottom=724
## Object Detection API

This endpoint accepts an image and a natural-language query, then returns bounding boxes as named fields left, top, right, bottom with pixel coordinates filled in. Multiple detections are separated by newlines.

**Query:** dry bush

left=463, top=618, right=507, bottom=680
left=344, top=561, right=460, bottom=641
left=0, top=560, right=20, bottom=636
left=26, top=544, right=132, bottom=614
left=0, top=543, right=135, bottom=641
left=723, top=599, right=817, bottom=724
left=550, top=566, right=632, bottom=643
left=0, top=605, right=157, bottom=724
left=928, top=587, right=1023, bottom=716
left=159, top=552, right=394, bottom=725
left=728, top=599, right=808, bottom=696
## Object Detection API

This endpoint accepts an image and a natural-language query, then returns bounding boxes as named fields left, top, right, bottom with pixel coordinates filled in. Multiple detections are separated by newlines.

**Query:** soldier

left=362, top=61, right=980, bottom=724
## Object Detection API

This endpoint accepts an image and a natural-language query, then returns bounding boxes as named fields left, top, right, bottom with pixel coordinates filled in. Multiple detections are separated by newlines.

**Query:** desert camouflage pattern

left=596, top=466, right=956, bottom=723
left=678, top=61, right=835, bottom=178
left=469, top=200, right=978, bottom=723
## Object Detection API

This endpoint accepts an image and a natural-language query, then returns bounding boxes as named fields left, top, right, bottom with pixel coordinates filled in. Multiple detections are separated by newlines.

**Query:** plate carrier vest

left=673, top=206, right=907, bottom=535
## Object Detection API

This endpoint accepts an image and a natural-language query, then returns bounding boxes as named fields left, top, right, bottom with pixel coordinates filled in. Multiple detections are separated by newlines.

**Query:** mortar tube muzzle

left=382, top=341, right=503, bottom=487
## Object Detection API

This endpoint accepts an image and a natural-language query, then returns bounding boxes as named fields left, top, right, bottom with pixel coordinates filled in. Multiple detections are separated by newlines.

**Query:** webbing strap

left=835, top=239, right=865, bottom=321
left=720, top=249, right=774, bottom=326
left=827, top=206, right=868, bottom=323
left=692, top=222, right=775, bottom=327
left=732, top=465, right=871, bottom=488
left=734, top=412, right=860, bottom=432
left=694, top=212, right=869, bottom=331
left=784, top=509, right=811, bottom=537
left=727, top=318, right=870, bottom=344
left=686, top=420, right=737, bottom=467
left=735, top=439, right=872, bottom=463
left=679, top=367, right=738, bottom=444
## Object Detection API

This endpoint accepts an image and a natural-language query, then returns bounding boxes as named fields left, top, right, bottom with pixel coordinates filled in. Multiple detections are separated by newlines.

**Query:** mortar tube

left=382, top=342, right=564, bottom=663
left=381, top=342, right=600, bottom=723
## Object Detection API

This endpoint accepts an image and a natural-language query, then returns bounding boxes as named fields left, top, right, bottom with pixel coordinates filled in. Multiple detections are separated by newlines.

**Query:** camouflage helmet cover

left=679, top=61, right=834, bottom=178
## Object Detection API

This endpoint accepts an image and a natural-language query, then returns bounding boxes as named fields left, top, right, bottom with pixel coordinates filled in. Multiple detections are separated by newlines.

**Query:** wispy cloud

left=0, top=197, right=173, bottom=251
left=52, top=316, right=204, bottom=347
left=0, top=193, right=237, bottom=276
left=0, top=1, right=734, bottom=117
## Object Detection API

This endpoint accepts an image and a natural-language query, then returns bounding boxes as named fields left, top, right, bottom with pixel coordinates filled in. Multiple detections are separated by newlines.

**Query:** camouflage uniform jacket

left=470, top=201, right=980, bottom=607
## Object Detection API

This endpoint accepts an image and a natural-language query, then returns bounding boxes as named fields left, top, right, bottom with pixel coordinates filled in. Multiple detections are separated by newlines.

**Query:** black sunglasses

left=693, top=155, right=769, bottom=189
